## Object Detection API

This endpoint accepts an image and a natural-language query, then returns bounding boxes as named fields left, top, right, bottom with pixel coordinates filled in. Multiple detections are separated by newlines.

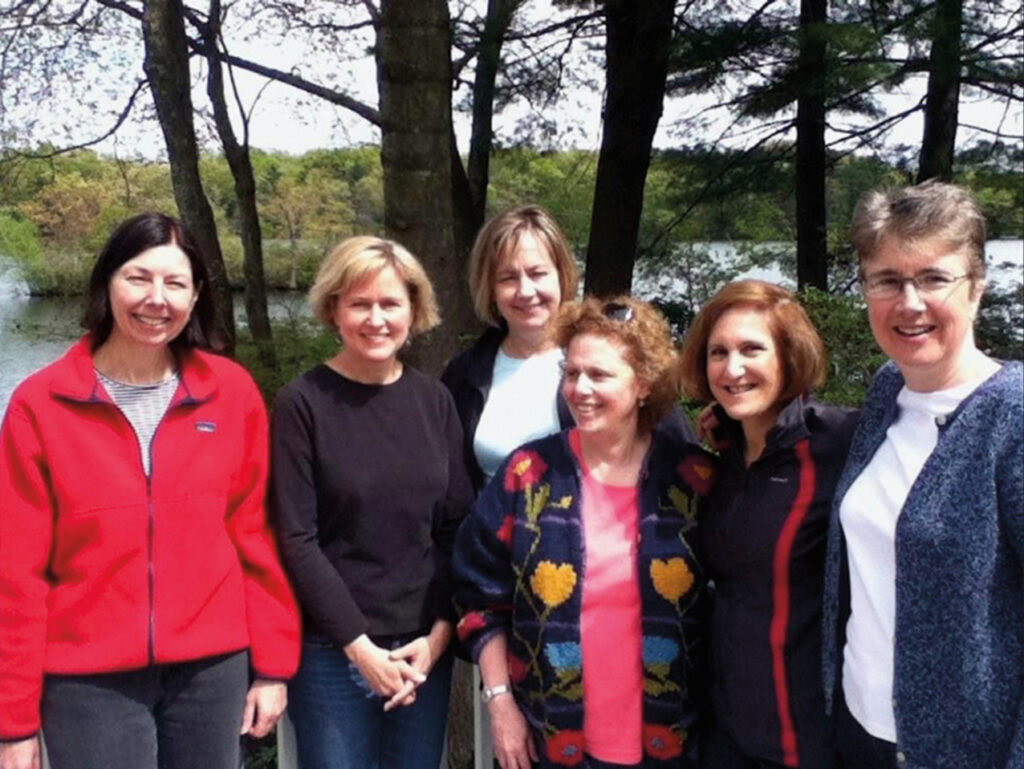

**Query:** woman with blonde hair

left=442, top=204, right=579, bottom=493
left=455, top=297, right=712, bottom=769
left=271, top=236, right=473, bottom=769
left=679, top=280, right=858, bottom=769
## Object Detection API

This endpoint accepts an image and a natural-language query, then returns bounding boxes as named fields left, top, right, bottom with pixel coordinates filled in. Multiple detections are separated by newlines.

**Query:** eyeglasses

left=602, top=301, right=636, bottom=322
left=859, top=271, right=971, bottom=299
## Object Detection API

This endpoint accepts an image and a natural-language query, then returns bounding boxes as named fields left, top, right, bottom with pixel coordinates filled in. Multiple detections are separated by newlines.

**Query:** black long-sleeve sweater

left=270, top=364, right=473, bottom=648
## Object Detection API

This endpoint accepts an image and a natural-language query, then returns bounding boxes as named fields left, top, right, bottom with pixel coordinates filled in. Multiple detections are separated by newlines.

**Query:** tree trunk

left=142, top=0, right=235, bottom=352
left=288, top=223, right=300, bottom=291
left=583, top=0, right=674, bottom=297
left=917, top=0, right=962, bottom=182
left=452, top=130, right=480, bottom=277
left=795, top=0, right=829, bottom=291
left=377, top=0, right=474, bottom=376
left=203, top=0, right=276, bottom=368
left=467, top=0, right=520, bottom=225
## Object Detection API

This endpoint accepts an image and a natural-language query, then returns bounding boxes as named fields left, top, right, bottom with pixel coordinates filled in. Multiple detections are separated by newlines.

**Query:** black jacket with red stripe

left=699, top=396, right=858, bottom=768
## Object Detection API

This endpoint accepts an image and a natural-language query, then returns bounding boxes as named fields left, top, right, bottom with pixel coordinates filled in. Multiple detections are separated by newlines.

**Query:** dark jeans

left=835, top=693, right=899, bottom=769
left=41, top=650, right=249, bottom=769
left=289, top=635, right=453, bottom=769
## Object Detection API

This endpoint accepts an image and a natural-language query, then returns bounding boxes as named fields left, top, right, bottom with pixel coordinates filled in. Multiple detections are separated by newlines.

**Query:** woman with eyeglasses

left=453, top=297, right=713, bottom=769
left=678, top=281, right=858, bottom=769
left=821, top=181, right=1022, bottom=769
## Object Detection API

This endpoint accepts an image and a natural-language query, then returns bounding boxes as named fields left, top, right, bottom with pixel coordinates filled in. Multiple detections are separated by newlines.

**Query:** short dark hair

left=850, top=180, right=987, bottom=281
left=82, top=212, right=215, bottom=352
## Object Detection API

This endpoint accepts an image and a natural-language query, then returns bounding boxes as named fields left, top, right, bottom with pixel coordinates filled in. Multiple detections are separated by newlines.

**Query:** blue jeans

left=41, top=651, right=249, bottom=769
left=289, top=634, right=454, bottom=769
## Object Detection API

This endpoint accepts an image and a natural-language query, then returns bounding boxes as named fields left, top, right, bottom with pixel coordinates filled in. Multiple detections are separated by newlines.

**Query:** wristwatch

left=481, top=683, right=511, bottom=703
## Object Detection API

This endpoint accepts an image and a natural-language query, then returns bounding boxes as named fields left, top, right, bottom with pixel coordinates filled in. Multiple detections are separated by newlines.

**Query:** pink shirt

left=570, top=429, right=644, bottom=763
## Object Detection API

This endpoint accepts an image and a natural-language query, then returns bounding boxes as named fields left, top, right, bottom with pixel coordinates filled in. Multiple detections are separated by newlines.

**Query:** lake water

left=2, top=240, right=1022, bottom=417
left=0, top=260, right=314, bottom=416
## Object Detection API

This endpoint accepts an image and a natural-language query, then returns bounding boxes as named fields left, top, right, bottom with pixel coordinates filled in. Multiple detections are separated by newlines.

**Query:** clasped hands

left=345, top=622, right=450, bottom=712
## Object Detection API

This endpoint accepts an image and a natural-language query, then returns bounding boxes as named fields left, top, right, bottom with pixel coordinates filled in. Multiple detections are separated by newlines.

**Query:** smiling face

left=492, top=230, right=562, bottom=343
left=107, top=243, right=198, bottom=351
left=707, top=306, right=785, bottom=435
left=863, top=236, right=983, bottom=391
left=562, top=333, right=649, bottom=438
left=332, top=265, right=412, bottom=367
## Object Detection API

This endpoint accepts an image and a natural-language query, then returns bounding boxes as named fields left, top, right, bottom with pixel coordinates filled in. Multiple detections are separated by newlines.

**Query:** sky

left=2, top=0, right=1021, bottom=162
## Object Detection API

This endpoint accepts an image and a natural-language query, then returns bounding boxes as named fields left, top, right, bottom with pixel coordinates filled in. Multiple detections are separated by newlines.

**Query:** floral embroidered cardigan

left=452, top=429, right=715, bottom=768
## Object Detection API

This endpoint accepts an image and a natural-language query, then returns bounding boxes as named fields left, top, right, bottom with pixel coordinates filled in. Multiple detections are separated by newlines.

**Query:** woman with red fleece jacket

left=0, top=213, right=300, bottom=769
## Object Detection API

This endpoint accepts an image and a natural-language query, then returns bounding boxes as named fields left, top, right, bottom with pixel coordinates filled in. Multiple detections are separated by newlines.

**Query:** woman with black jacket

left=679, top=281, right=858, bottom=769
left=441, top=205, right=578, bottom=494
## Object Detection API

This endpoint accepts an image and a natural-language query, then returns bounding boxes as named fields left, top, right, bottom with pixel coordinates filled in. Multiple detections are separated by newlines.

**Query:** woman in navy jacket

left=679, top=281, right=857, bottom=769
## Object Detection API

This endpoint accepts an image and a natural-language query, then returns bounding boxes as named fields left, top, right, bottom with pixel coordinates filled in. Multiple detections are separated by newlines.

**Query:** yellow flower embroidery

left=530, top=561, right=577, bottom=609
left=650, top=558, right=694, bottom=603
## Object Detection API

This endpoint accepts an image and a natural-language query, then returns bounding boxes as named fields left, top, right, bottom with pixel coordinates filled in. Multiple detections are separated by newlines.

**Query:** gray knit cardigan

left=823, top=360, right=1023, bottom=769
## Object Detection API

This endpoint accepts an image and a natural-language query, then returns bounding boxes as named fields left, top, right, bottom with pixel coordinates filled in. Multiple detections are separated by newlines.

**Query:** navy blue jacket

left=441, top=325, right=701, bottom=495
left=441, top=325, right=573, bottom=494
left=700, top=396, right=858, bottom=768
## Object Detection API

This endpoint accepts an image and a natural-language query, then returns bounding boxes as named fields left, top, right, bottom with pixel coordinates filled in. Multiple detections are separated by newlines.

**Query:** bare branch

left=9, top=78, right=147, bottom=158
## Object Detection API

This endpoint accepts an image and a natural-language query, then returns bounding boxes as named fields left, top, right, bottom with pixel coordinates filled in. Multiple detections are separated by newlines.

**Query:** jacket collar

left=715, top=394, right=812, bottom=463
left=462, top=324, right=507, bottom=390
left=49, top=335, right=218, bottom=405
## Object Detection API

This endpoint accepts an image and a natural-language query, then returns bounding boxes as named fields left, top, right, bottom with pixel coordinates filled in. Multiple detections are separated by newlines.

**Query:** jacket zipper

left=146, top=472, right=156, bottom=663
left=101, top=396, right=173, bottom=666
left=145, top=406, right=174, bottom=665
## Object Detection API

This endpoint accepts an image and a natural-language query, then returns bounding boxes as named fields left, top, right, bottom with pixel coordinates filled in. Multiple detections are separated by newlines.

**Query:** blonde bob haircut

left=850, top=179, right=987, bottom=281
left=468, top=204, right=578, bottom=325
left=554, top=296, right=680, bottom=433
left=309, top=235, right=440, bottom=336
left=679, top=280, right=826, bottom=404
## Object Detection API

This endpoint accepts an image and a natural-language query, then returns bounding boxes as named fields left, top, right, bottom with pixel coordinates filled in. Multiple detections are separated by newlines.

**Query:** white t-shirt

left=840, top=378, right=981, bottom=741
left=472, top=347, right=563, bottom=483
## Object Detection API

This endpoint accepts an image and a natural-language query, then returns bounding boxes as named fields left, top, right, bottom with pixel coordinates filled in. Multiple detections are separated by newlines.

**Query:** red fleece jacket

left=0, top=337, right=300, bottom=740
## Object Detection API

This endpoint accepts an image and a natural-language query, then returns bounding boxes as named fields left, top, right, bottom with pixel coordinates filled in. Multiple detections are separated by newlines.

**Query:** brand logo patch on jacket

left=195, top=421, right=217, bottom=433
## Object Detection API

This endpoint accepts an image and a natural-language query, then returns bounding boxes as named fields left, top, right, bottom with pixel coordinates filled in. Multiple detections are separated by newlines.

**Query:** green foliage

left=801, top=287, right=886, bottom=406
left=487, top=148, right=597, bottom=247
left=241, top=735, right=277, bottom=769
left=0, top=210, right=44, bottom=261
left=0, top=209, right=89, bottom=295
left=976, top=281, right=1024, bottom=361
left=2, top=144, right=1020, bottom=357
left=235, top=314, right=339, bottom=406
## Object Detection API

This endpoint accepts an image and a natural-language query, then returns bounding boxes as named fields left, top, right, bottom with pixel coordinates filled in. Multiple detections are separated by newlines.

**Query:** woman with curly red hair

left=454, top=297, right=712, bottom=769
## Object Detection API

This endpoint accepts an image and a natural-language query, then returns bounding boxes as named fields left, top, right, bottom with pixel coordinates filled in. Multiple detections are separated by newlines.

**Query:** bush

left=236, top=315, right=339, bottom=405
left=976, top=281, right=1024, bottom=361
left=0, top=210, right=45, bottom=262
left=801, top=287, right=886, bottom=407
